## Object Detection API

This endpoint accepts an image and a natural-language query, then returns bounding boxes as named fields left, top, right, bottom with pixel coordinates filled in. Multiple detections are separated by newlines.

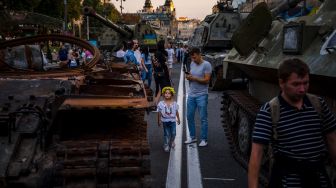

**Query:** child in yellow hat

left=157, top=87, right=180, bottom=152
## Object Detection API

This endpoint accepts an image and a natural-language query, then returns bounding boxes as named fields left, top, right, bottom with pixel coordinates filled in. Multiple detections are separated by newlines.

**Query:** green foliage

left=82, top=0, right=101, bottom=9
left=67, top=0, right=82, bottom=20
left=8, top=0, right=82, bottom=21
left=35, top=0, right=63, bottom=19
left=6, top=0, right=122, bottom=39
left=8, top=0, right=121, bottom=23
left=8, top=0, right=42, bottom=12
left=107, top=3, right=121, bottom=22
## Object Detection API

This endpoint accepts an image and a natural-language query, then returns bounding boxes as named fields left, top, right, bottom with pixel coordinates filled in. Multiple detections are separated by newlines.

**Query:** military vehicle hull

left=221, top=0, right=336, bottom=186
left=0, top=34, right=153, bottom=187
left=84, top=7, right=158, bottom=51
left=188, top=1, right=242, bottom=90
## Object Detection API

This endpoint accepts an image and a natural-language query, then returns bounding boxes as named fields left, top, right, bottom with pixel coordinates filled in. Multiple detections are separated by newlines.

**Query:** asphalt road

left=146, top=62, right=248, bottom=188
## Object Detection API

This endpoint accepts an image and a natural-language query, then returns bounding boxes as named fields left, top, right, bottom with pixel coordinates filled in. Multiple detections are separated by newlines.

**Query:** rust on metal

left=0, top=34, right=154, bottom=187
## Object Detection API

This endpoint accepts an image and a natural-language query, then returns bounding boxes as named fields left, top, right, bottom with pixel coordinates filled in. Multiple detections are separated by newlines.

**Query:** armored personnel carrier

left=0, top=34, right=152, bottom=187
left=188, top=0, right=242, bottom=90
left=84, top=7, right=157, bottom=51
left=221, top=0, right=336, bottom=186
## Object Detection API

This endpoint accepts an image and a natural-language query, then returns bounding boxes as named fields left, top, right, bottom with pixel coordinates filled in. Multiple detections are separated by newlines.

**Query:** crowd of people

left=117, top=39, right=191, bottom=95
left=116, top=38, right=213, bottom=152
left=55, top=45, right=93, bottom=68
left=50, top=39, right=336, bottom=188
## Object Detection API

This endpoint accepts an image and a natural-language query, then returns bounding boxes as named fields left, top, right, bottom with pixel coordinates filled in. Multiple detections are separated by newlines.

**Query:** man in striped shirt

left=248, top=58, right=336, bottom=188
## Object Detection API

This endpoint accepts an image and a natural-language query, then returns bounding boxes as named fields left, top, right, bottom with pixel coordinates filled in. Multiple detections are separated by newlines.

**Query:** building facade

left=140, top=0, right=178, bottom=40
left=177, top=17, right=200, bottom=41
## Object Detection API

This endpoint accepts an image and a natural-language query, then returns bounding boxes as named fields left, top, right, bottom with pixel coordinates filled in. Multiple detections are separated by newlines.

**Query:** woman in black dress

left=153, top=40, right=171, bottom=96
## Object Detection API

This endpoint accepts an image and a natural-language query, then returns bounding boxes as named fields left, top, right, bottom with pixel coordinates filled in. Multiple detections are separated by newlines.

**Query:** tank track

left=0, top=34, right=153, bottom=188
left=53, top=109, right=151, bottom=188
left=221, top=90, right=270, bottom=186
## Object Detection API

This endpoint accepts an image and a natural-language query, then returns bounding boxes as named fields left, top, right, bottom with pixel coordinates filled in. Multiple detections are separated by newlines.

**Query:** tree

left=106, top=3, right=121, bottom=22
left=67, top=0, right=82, bottom=21
left=35, top=0, right=63, bottom=19
left=8, top=0, right=41, bottom=12
left=82, top=0, right=101, bottom=9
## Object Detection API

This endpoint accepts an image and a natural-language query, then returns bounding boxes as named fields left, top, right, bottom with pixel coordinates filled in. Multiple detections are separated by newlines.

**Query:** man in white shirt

left=165, top=43, right=175, bottom=76
left=133, top=39, right=142, bottom=64
left=116, top=43, right=126, bottom=58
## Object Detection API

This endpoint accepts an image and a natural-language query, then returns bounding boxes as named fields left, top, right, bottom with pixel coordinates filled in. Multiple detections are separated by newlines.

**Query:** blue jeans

left=163, top=121, right=176, bottom=146
left=187, top=94, right=208, bottom=141
left=141, top=64, right=152, bottom=87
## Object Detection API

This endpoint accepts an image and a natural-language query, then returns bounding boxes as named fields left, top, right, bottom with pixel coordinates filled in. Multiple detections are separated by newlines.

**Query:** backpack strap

left=267, top=94, right=323, bottom=179
left=268, top=94, right=322, bottom=140
left=306, top=93, right=323, bottom=119
left=269, top=97, right=280, bottom=140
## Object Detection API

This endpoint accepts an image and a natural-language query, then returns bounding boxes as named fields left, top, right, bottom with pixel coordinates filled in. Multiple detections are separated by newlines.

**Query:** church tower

left=164, top=0, right=175, bottom=13
left=143, top=0, right=154, bottom=13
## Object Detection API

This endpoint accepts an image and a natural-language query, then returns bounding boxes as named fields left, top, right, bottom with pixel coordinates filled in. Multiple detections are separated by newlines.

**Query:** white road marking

left=185, top=72, right=203, bottom=188
left=166, top=66, right=184, bottom=188
left=203, top=178, right=236, bottom=181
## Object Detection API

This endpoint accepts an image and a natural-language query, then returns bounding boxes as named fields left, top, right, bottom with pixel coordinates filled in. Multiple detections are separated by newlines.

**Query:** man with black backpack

left=248, top=58, right=336, bottom=188
left=58, top=45, right=68, bottom=67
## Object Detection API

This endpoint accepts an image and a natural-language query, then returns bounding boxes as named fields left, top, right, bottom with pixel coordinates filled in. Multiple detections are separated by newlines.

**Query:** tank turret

left=188, top=0, right=242, bottom=90
left=83, top=7, right=132, bottom=39
left=221, top=0, right=336, bottom=186
left=83, top=6, right=157, bottom=50
left=231, top=0, right=307, bottom=57
left=189, top=0, right=241, bottom=51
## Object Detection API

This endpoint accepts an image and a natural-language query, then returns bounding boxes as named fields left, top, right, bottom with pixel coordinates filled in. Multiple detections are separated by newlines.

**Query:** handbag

left=155, top=71, right=165, bottom=77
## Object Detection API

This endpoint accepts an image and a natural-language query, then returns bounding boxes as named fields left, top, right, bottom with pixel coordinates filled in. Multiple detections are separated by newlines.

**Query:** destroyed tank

left=188, top=0, right=242, bottom=90
left=84, top=6, right=157, bottom=51
left=0, top=34, right=152, bottom=187
left=221, top=0, right=336, bottom=186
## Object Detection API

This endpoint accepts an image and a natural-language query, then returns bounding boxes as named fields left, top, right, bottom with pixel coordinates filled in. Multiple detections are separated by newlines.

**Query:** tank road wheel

left=228, top=101, right=238, bottom=126
left=237, top=110, right=252, bottom=156
left=221, top=92, right=239, bottom=157
left=209, top=71, right=216, bottom=89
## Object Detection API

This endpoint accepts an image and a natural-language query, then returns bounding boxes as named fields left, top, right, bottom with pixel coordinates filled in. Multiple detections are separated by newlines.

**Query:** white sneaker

left=184, top=138, right=197, bottom=144
left=170, top=141, right=175, bottom=149
left=164, top=145, right=170, bottom=152
left=198, top=140, right=208, bottom=147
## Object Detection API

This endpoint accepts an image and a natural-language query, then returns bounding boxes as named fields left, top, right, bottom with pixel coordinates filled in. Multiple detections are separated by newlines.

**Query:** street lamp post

left=116, top=0, right=126, bottom=15
left=64, top=0, right=67, bottom=32
left=103, top=0, right=109, bottom=18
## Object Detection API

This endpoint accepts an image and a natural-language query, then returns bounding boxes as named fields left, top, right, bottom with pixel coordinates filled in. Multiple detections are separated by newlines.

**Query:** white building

left=140, top=0, right=178, bottom=40
left=177, top=17, right=200, bottom=41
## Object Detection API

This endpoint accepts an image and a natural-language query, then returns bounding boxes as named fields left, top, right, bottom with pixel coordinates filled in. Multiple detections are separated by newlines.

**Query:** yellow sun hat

left=161, top=86, right=176, bottom=95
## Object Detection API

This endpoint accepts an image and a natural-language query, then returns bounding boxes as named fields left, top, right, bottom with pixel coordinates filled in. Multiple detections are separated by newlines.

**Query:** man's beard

left=287, top=93, right=305, bottom=102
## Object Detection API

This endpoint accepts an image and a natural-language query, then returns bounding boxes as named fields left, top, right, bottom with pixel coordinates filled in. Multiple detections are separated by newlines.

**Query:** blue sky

left=114, top=0, right=245, bottom=20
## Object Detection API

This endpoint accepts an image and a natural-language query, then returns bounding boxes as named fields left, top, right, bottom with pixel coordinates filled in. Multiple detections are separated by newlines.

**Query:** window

left=282, top=23, right=303, bottom=54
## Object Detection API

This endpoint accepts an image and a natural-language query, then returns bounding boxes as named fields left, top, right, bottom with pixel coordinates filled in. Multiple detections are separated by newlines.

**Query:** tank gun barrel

left=270, top=0, right=304, bottom=18
left=83, top=6, right=132, bottom=39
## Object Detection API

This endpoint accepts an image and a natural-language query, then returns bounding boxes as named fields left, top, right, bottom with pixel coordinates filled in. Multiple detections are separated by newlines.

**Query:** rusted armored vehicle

left=188, top=0, right=242, bottom=90
left=0, top=10, right=63, bottom=38
left=221, top=0, right=336, bottom=186
left=0, top=34, right=152, bottom=187
left=84, top=7, right=157, bottom=51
